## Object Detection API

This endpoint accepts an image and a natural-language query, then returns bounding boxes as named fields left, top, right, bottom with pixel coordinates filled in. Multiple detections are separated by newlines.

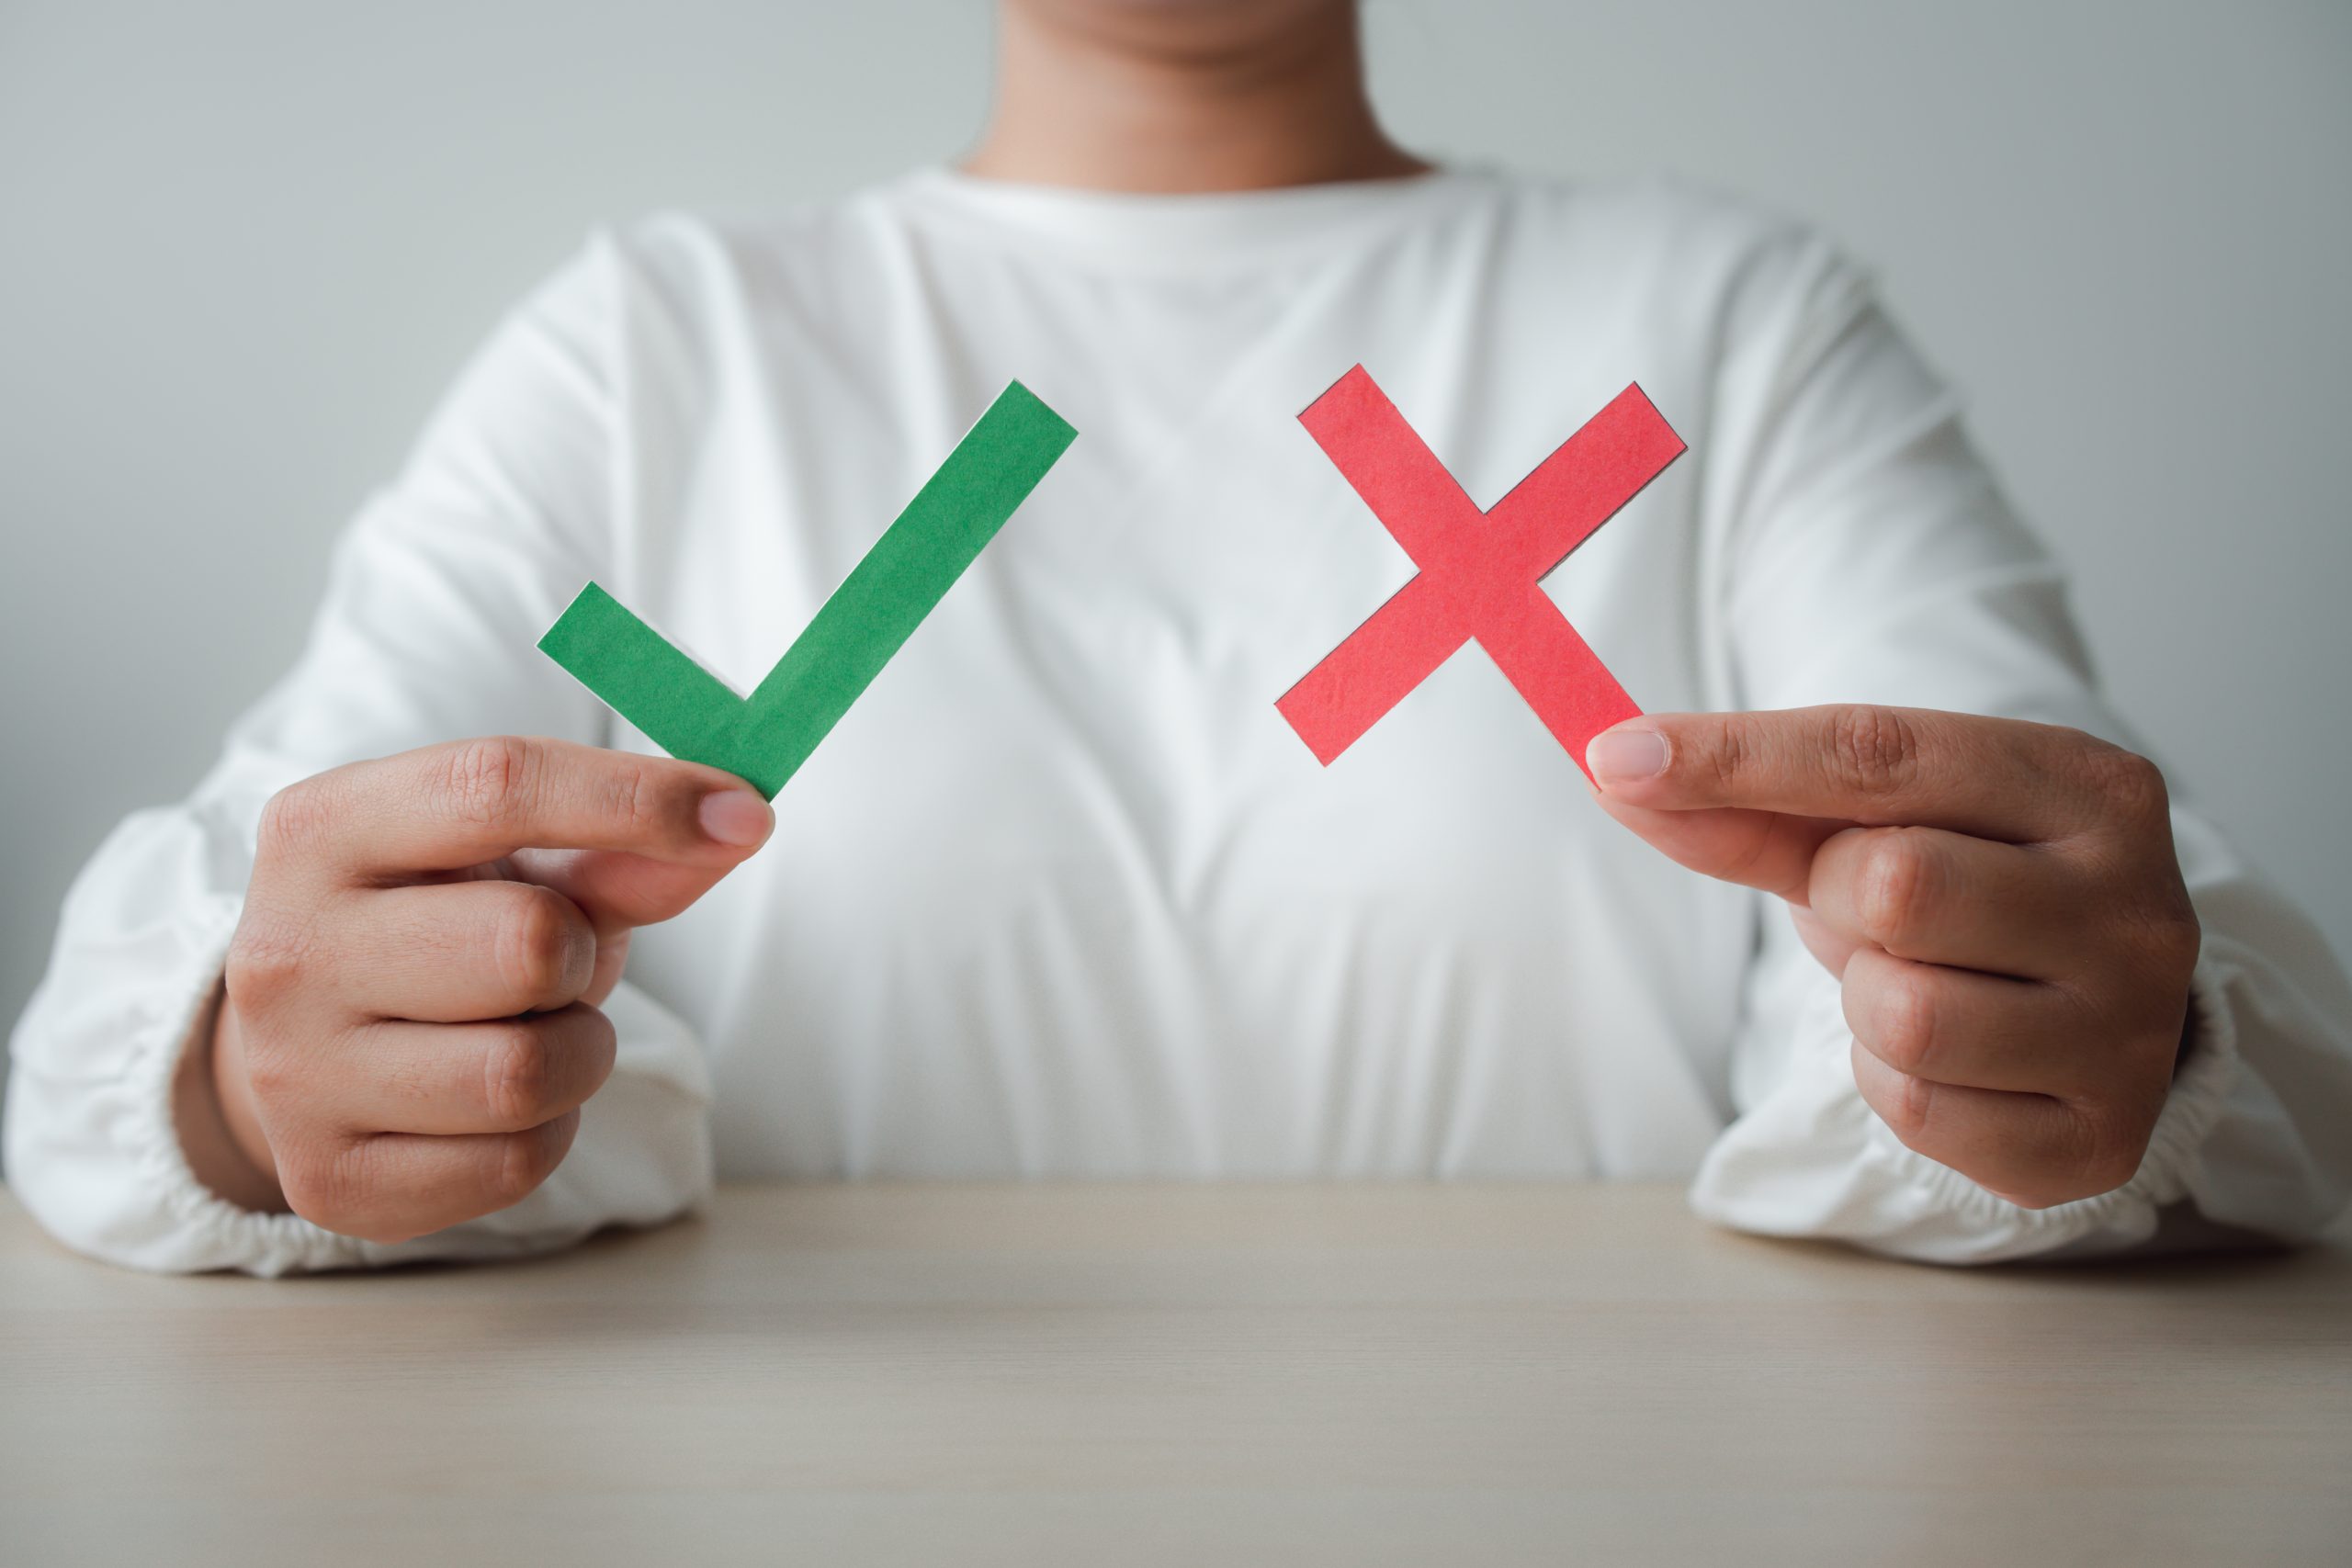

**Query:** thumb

left=507, top=787, right=773, bottom=1000
left=1587, top=727, right=1841, bottom=901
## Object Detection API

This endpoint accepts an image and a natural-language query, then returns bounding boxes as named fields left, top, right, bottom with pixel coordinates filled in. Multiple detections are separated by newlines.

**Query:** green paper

left=538, top=380, right=1077, bottom=798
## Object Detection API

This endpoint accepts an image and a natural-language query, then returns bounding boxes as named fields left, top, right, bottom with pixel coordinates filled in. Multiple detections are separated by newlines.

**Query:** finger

left=338, top=881, right=599, bottom=1021
left=1843, top=947, right=2095, bottom=1095
left=1588, top=705, right=2151, bottom=843
left=324, top=1005, right=617, bottom=1136
left=1788, top=903, right=1864, bottom=977
left=281, top=1112, right=582, bottom=1245
left=503, top=848, right=724, bottom=1007
left=264, top=736, right=773, bottom=882
left=1807, top=826, right=2085, bottom=979
left=1589, top=790, right=1845, bottom=902
left=508, top=842, right=746, bottom=933
left=1849, top=1042, right=2148, bottom=1209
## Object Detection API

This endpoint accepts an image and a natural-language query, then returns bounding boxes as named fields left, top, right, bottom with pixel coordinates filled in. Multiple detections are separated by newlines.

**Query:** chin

left=1012, top=0, right=1351, bottom=54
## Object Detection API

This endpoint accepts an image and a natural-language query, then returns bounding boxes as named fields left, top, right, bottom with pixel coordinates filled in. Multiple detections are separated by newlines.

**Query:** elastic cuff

left=1855, top=956, right=2241, bottom=1263
left=119, top=905, right=368, bottom=1276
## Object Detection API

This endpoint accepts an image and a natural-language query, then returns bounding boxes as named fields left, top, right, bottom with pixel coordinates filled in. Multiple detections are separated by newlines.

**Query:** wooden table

left=4, top=1184, right=2347, bottom=1566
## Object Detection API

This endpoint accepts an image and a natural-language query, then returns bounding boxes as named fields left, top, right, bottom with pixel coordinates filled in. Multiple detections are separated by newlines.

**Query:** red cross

left=1276, top=367, right=1686, bottom=779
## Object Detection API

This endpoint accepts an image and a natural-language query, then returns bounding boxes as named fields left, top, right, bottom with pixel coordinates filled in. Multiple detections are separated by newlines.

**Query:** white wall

left=5, top=1, right=2348, bottom=1081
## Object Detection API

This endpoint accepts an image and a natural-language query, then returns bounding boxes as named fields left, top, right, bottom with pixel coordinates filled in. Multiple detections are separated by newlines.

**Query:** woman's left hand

left=1587, top=705, right=2200, bottom=1209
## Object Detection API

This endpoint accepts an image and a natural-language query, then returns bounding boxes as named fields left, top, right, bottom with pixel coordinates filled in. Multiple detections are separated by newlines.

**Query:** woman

left=10, top=0, right=2349, bottom=1272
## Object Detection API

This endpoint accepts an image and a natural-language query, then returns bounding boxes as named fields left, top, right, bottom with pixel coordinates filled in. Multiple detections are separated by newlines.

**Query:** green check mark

left=538, top=380, right=1076, bottom=799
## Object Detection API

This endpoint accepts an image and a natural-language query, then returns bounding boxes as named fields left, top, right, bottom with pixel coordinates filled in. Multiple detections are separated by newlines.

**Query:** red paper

left=1277, top=367, right=1686, bottom=777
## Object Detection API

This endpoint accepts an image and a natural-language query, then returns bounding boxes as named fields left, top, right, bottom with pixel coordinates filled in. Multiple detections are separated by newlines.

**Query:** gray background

left=4, top=0, right=2348, bottom=1085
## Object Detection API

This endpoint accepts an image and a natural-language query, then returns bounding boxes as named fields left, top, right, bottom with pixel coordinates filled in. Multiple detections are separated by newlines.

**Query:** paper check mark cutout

left=539, top=381, right=1077, bottom=799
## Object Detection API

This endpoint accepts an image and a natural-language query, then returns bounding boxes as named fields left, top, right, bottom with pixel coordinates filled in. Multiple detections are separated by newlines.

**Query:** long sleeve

left=4, top=234, right=716, bottom=1275
left=1684, top=232, right=2352, bottom=1262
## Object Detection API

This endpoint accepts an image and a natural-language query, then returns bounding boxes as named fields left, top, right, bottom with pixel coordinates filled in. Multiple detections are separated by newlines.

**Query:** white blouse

left=10, top=167, right=2349, bottom=1272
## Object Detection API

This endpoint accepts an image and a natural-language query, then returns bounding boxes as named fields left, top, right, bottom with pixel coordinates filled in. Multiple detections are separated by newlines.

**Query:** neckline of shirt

left=883, top=163, right=1499, bottom=276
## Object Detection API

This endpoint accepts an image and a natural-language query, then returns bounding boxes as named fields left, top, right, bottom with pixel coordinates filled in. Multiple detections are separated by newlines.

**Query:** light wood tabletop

left=4, top=1183, right=2348, bottom=1567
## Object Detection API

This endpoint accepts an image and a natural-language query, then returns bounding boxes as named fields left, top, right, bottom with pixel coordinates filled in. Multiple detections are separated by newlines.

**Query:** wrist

left=171, top=987, right=288, bottom=1213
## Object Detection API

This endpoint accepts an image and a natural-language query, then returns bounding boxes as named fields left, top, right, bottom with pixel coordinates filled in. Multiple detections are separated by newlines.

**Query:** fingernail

left=1587, top=728, right=1668, bottom=785
left=698, top=788, right=773, bottom=847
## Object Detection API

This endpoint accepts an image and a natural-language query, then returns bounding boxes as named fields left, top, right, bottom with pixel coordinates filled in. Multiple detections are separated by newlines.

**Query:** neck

left=963, top=3, right=1427, bottom=194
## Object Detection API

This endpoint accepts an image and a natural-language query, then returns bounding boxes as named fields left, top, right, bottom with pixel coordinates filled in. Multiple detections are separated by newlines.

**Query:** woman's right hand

left=185, top=737, right=773, bottom=1241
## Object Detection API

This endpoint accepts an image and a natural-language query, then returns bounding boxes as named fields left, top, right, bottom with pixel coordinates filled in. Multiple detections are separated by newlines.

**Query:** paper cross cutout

left=1275, top=367, right=1685, bottom=779
left=539, top=380, right=1076, bottom=799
